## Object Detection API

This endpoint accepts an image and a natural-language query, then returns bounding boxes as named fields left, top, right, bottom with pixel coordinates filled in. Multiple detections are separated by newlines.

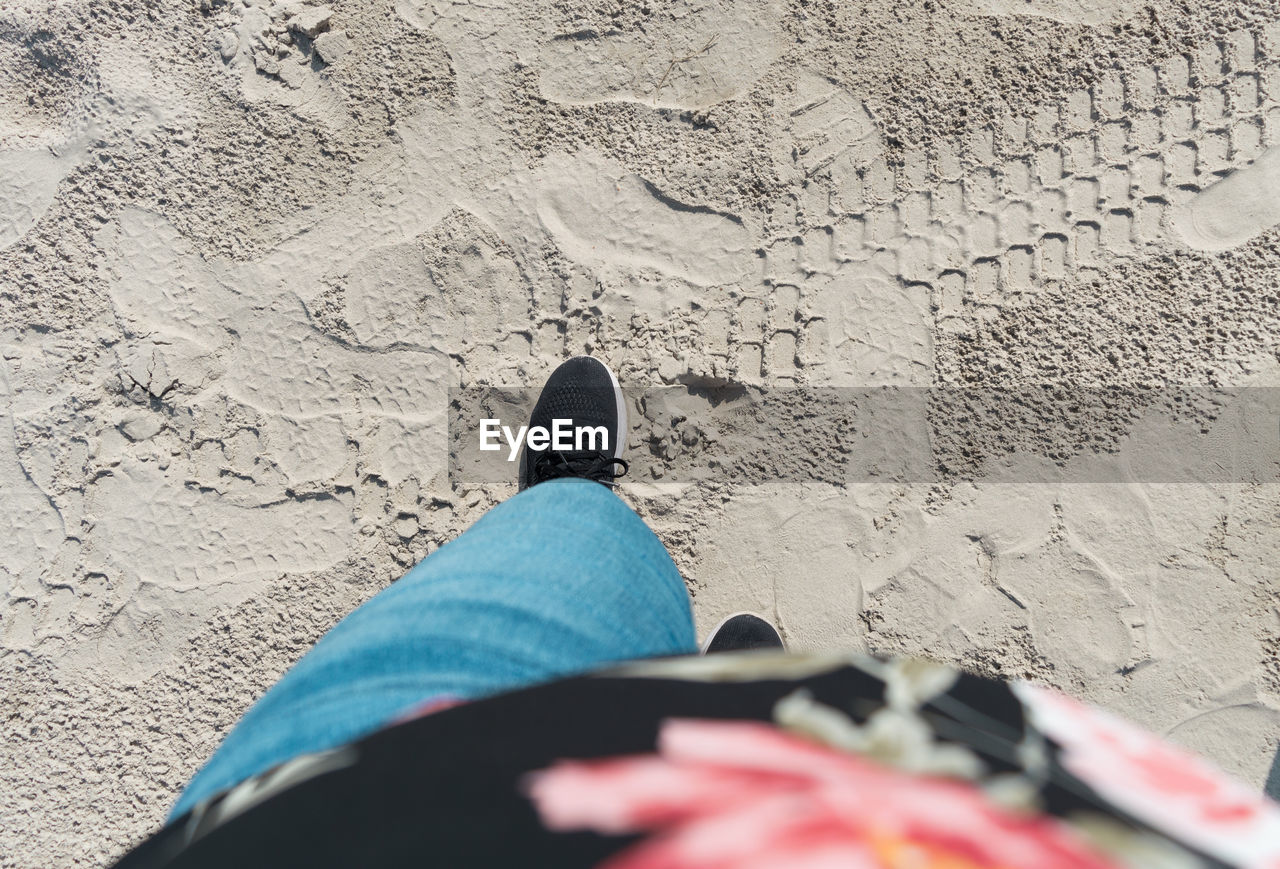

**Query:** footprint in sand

left=0, top=148, right=80, bottom=250
left=807, top=266, right=934, bottom=386
left=959, top=0, right=1142, bottom=26
left=0, top=369, right=64, bottom=650
left=1171, top=146, right=1280, bottom=252
left=0, top=33, right=189, bottom=250
left=105, top=207, right=448, bottom=489
left=1167, top=704, right=1280, bottom=786
left=70, top=456, right=355, bottom=681
left=0, top=17, right=85, bottom=249
left=690, top=484, right=870, bottom=651
left=341, top=209, right=532, bottom=354
left=24, top=207, right=453, bottom=677
left=536, top=0, right=785, bottom=109
left=998, top=539, right=1136, bottom=681
left=534, top=150, right=754, bottom=288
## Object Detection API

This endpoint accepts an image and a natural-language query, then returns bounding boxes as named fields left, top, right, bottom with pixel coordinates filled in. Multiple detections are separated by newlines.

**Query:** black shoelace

left=531, top=450, right=629, bottom=487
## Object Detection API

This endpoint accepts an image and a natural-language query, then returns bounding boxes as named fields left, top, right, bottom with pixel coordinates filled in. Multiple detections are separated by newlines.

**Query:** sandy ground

left=2, top=0, right=1280, bottom=864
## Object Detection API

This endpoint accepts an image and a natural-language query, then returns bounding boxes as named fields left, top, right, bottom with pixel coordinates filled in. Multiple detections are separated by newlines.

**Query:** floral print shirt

left=114, top=654, right=1280, bottom=869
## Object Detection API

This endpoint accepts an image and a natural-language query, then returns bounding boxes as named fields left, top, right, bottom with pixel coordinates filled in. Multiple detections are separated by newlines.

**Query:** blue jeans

left=169, top=479, right=697, bottom=820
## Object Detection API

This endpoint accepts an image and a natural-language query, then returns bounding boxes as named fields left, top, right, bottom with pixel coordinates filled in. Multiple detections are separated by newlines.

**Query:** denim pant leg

left=169, top=478, right=696, bottom=820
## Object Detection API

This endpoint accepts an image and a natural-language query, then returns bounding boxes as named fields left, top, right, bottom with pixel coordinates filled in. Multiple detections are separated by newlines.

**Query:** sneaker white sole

left=597, top=358, right=627, bottom=461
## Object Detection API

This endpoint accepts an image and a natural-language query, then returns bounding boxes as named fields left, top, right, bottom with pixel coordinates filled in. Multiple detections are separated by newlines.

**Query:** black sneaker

left=518, top=357, right=629, bottom=491
left=701, top=613, right=785, bottom=654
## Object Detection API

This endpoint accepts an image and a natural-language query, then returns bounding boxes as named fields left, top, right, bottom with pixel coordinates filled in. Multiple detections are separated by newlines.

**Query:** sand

left=1, top=0, right=1279, bottom=864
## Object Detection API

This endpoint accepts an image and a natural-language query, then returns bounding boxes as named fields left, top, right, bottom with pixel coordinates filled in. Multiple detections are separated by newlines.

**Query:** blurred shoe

left=701, top=612, right=785, bottom=654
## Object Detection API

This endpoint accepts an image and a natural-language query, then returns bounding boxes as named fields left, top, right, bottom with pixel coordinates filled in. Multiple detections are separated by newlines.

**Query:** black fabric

left=111, top=659, right=1230, bottom=869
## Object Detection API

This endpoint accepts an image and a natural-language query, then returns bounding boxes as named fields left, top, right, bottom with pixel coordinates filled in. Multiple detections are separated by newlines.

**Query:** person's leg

left=169, top=478, right=695, bottom=820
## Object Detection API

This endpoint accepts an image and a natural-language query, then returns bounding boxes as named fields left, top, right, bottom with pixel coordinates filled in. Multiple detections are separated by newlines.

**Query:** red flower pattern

left=528, top=718, right=1124, bottom=869
left=1014, top=682, right=1280, bottom=868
